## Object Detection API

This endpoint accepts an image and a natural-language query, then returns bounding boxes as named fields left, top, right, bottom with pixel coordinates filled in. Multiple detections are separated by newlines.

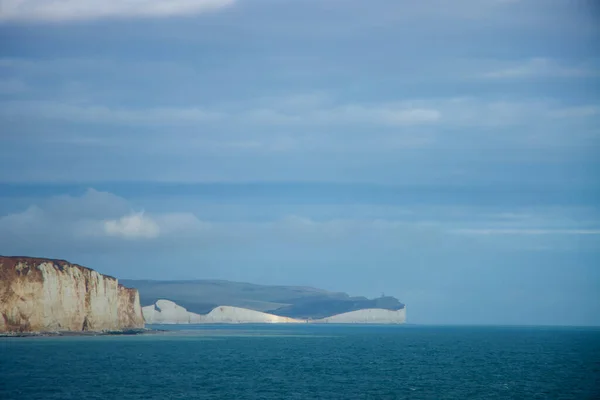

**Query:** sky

left=0, top=0, right=599, bottom=325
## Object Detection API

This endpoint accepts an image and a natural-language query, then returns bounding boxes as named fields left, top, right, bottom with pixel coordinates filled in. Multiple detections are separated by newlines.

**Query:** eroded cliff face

left=0, top=256, right=144, bottom=332
left=118, top=286, right=144, bottom=329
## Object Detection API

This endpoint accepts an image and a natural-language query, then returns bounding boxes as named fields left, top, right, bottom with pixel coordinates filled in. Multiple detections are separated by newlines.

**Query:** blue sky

left=0, top=0, right=599, bottom=325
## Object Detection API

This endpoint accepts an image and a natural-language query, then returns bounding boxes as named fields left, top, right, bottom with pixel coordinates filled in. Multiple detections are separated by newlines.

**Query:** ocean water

left=1, top=325, right=599, bottom=399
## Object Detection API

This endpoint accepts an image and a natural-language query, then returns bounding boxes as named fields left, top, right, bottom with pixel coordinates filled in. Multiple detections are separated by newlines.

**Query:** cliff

left=142, top=299, right=405, bottom=325
left=312, top=308, right=406, bottom=324
left=123, top=278, right=405, bottom=318
left=142, top=300, right=304, bottom=324
left=203, top=305, right=304, bottom=324
left=143, top=300, right=204, bottom=324
left=0, top=256, right=144, bottom=333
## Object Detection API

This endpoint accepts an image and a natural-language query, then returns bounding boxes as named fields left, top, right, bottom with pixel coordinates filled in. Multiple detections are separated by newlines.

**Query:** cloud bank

left=0, top=0, right=235, bottom=22
left=1, top=189, right=598, bottom=254
left=2, top=97, right=597, bottom=129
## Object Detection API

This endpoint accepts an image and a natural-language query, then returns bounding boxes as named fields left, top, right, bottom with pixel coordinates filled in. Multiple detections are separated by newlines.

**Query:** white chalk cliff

left=312, top=308, right=406, bottom=324
left=0, top=256, right=145, bottom=333
left=143, top=300, right=304, bottom=324
left=142, top=300, right=406, bottom=324
left=142, top=300, right=204, bottom=324
left=203, top=306, right=305, bottom=323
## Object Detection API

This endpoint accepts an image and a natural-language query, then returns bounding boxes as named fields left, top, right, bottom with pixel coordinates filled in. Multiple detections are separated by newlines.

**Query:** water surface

left=1, top=325, right=599, bottom=399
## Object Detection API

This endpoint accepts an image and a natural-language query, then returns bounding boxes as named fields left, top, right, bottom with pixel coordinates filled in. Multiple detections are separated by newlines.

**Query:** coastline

left=0, top=328, right=162, bottom=338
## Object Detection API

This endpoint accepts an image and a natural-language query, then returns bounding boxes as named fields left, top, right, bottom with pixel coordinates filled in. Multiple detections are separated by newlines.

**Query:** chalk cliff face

left=142, top=299, right=405, bottom=325
left=143, top=300, right=304, bottom=324
left=203, top=305, right=304, bottom=324
left=143, top=300, right=204, bottom=324
left=0, top=256, right=144, bottom=333
left=312, top=308, right=406, bottom=324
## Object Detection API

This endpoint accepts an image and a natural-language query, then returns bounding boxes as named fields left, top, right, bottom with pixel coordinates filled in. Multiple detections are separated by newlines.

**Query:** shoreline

left=0, top=328, right=163, bottom=338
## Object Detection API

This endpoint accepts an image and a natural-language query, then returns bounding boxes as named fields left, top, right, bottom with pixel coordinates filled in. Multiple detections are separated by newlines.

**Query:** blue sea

left=1, top=325, right=599, bottom=399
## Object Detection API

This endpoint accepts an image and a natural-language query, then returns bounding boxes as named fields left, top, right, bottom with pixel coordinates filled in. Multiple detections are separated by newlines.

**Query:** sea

left=1, top=325, right=599, bottom=399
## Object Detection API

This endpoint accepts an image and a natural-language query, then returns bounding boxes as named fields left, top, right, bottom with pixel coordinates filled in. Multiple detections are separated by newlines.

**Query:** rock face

left=142, top=299, right=405, bottom=325
left=312, top=308, right=407, bottom=324
left=143, top=300, right=304, bottom=324
left=0, top=256, right=144, bottom=333
left=142, top=300, right=204, bottom=324
left=203, top=306, right=304, bottom=324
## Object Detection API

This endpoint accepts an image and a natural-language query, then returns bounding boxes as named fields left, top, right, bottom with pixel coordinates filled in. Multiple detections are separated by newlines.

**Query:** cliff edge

left=0, top=256, right=144, bottom=333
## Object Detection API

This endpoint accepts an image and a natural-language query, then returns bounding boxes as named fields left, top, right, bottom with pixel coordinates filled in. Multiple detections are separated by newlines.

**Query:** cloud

left=44, top=188, right=130, bottom=219
left=550, top=106, right=600, bottom=119
left=4, top=94, right=598, bottom=133
left=153, top=212, right=212, bottom=235
left=0, top=0, right=235, bottom=22
left=0, top=101, right=223, bottom=126
left=482, top=58, right=599, bottom=79
left=0, top=189, right=207, bottom=247
left=0, top=189, right=598, bottom=262
left=251, top=97, right=599, bottom=128
left=423, top=98, right=600, bottom=128
left=0, top=189, right=450, bottom=250
left=0, top=99, right=441, bottom=127
left=451, top=228, right=600, bottom=235
left=244, top=104, right=441, bottom=126
left=104, top=212, right=160, bottom=239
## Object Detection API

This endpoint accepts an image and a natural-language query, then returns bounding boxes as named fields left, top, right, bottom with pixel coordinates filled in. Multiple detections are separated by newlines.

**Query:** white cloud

left=0, top=0, right=235, bottom=22
left=0, top=189, right=210, bottom=246
left=482, top=58, right=599, bottom=79
left=104, top=212, right=160, bottom=239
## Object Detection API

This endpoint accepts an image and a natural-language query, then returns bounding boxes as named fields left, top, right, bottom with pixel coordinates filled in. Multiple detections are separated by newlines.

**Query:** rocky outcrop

left=142, top=300, right=304, bottom=324
left=0, top=256, right=144, bottom=333
left=312, top=308, right=407, bottom=324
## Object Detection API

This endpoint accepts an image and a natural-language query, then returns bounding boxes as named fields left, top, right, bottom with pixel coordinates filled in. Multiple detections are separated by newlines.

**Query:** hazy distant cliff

left=313, top=308, right=406, bottom=324
left=0, top=256, right=144, bottom=333
left=123, top=279, right=405, bottom=319
left=143, top=300, right=304, bottom=324
left=142, top=299, right=405, bottom=325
